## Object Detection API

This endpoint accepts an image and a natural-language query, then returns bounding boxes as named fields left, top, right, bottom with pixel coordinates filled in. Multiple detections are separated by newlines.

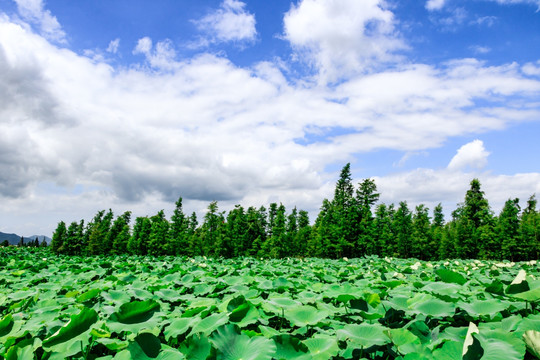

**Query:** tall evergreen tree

left=356, top=178, right=379, bottom=256
left=394, top=201, right=413, bottom=258
left=411, top=204, right=431, bottom=260
left=128, top=216, right=152, bottom=255
left=51, top=221, right=67, bottom=253
left=456, top=179, right=494, bottom=258
left=521, top=195, right=539, bottom=260
left=111, top=212, right=131, bottom=255
left=373, top=204, right=394, bottom=256
left=294, top=209, right=311, bottom=257
left=498, top=198, right=521, bottom=261
left=170, top=197, right=189, bottom=256
left=62, top=221, right=83, bottom=255
left=148, top=210, right=170, bottom=256
left=431, top=204, right=445, bottom=259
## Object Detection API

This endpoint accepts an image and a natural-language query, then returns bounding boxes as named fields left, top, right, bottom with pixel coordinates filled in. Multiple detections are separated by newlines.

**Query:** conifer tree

left=373, top=204, right=394, bottom=256
left=431, top=203, right=445, bottom=259
left=63, top=221, right=82, bottom=255
left=148, top=210, right=170, bottom=256
left=394, top=201, right=413, bottom=258
left=51, top=221, right=67, bottom=253
left=498, top=198, right=521, bottom=261
left=356, top=178, right=379, bottom=255
left=170, top=197, right=189, bottom=256
left=411, top=204, right=431, bottom=260
left=520, top=195, right=539, bottom=260
left=129, top=216, right=151, bottom=255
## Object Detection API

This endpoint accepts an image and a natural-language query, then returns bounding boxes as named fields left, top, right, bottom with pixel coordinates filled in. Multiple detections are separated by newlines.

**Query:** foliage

left=1, top=247, right=540, bottom=359
left=48, top=164, right=540, bottom=261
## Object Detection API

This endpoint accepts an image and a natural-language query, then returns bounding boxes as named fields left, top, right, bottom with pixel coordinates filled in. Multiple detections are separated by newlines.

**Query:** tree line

left=50, top=164, right=539, bottom=261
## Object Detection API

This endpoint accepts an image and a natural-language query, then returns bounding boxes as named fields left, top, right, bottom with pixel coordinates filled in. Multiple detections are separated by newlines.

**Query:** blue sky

left=1, top=0, right=539, bottom=236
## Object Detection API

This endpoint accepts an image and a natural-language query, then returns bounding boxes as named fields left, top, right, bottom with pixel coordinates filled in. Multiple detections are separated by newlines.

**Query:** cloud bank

left=1, top=0, right=539, bottom=235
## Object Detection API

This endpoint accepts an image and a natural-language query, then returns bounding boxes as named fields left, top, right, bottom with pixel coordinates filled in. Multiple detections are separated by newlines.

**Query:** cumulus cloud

left=12, top=0, right=65, bottom=42
left=1, top=13, right=540, bottom=234
left=374, top=141, right=540, bottom=217
left=133, top=37, right=178, bottom=70
left=426, top=0, right=446, bottom=11
left=283, top=0, right=406, bottom=83
left=447, top=140, right=490, bottom=170
left=195, top=0, right=256, bottom=44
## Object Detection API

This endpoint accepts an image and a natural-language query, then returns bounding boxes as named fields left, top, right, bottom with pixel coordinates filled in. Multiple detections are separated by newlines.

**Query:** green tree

left=128, top=216, right=152, bottom=255
left=411, top=204, right=431, bottom=260
left=170, top=197, right=189, bottom=256
left=224, top=205, right=248, bottom=257
left=496, top=198, right=520, bottom=260
left=431, top=204, right=445, bottom=259
left=198, top=201, right=224, bottom=256
left=356, top=178, right=379, bottom=256
left=520, top=195, right=539, bottom=260
left=249, top=206, right=268, bottom=257
left=148, top=210, right=170, bottom=256
left=111, top=212, right=131, bottom=254
left=62, top=221, right=83, bottom=255
left=51, top=221, right=67, bottom=254
left=294, top=209, right=311, bottom=257
left=394, top=201, right=413, bottom=258
left=87, top=210, right=114, bottom=255
left=456, top=179, right=494, bottom=259
left=264, top=203, right=287, bottom=258
left=373, top=203, right=394, bottom=257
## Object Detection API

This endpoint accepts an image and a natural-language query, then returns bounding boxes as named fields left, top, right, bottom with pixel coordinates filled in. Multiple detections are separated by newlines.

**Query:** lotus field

left=1, top=248, right=540, bottom=359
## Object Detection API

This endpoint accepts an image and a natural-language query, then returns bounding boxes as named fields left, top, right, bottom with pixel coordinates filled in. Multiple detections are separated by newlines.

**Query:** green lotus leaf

left=411, top=297, right=455, bottom=317
left=210, top=324, right=276, bottom=360
left=77, top=288, right=101, bottom=303
left=110, top=299, right=160, bottom=324
left=164, top=318, right=195, bottom=341
left=435, top=268, right=467, bottom=285
left=523, top=330, right=540, bottom=359
left=477, top=328, right=525, bottom=360
left=385, top=328, right=421, bottom=355
left=188, top=313, right=229, bottom=336
left=179, top=334, right=212, bottom=360
left=273, top=334, right=311, bottom=360
left=337, top=323, right=390, bottom=347
left=154, top=289, right=183, bottom=303
left=42, top=307, right=98, bottom=349
left=127, top=332, right=161, bottom=359
left=0, top=314, right=14, bottom=337
left=285, top=305, right=329, bottom=327
left=302, top=336, right=339, bottom=360
left=103, top=290, right=131, bottom=304
left=459, top=300, right=511, bottom=318
left=432, top=341, right=463, bottom=360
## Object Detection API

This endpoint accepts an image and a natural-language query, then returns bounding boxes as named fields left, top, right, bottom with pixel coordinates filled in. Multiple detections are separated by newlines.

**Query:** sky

left=1, top=0, right=540, bottom=237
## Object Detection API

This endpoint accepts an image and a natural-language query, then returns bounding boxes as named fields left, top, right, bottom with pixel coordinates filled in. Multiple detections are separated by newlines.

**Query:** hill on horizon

left=0, top=232, right=51, bottom=246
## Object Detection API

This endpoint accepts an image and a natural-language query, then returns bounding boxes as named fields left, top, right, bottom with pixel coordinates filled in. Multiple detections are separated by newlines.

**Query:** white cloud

left=1, top=15, right=540, bottom=235
left=133, top=37, right=178, bottom=70
left=447, top=140, right=490, bottom=170
left=12, top=0, right=65, bottom=42
left=491, top=0, right=540, bottom=7
left=107, top=38, right=120, bottom=54
left=470, top=45, right=491, bottom=54
left=195, top=0, right=256, bottom=44
left=523, top=61, right=540, bottom=76
left=283, top=0, right=406, bottom=83
left=426, top=0, right=446, bottom=11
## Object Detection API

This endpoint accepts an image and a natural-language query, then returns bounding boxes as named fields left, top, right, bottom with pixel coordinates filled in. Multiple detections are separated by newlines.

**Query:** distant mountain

left=0, top=232, right=50, bottom=246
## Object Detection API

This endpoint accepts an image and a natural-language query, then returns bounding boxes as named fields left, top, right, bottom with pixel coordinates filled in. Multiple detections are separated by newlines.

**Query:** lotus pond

left=1, top=247, right=539, bottom=359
